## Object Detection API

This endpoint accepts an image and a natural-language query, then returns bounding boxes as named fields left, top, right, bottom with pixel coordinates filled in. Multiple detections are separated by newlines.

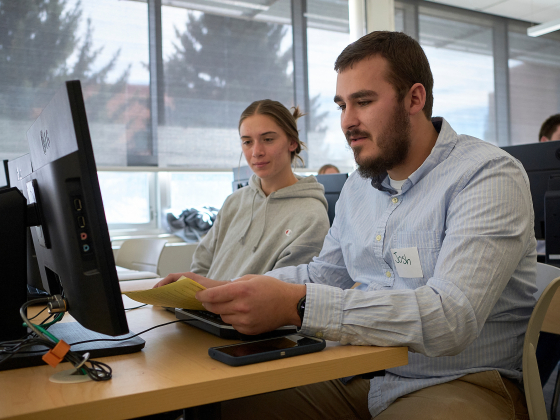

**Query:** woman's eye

left=264, top=138, right=274, bottom=142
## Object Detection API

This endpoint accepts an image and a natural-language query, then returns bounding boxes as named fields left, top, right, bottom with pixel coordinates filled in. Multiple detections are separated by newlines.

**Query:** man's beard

left=346, top=101, right=412, bottom=180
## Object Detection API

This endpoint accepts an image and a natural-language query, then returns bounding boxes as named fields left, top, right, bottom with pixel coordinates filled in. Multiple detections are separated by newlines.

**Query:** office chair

left=536, top=263, right=560, bottom=300
left=115, top=238, right=168, bottom=275
left=534, top=263, right=560, bottom=420
left=524, top=265, right=560, bottom=420
left=157, top=242, right=198, bottom=277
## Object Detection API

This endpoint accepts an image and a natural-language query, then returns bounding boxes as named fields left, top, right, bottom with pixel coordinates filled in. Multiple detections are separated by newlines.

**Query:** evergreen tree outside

left=0, top=0, right=131, bottom=120
left=0, top=0, right=135, bottom=162
left=164, top=11, right=294, bottom=129
left=0, top=0, right=81, bottom=120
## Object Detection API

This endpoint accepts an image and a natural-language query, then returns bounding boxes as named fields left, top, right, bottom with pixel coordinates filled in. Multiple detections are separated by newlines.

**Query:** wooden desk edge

left=5, top=346, right=408, bottom=420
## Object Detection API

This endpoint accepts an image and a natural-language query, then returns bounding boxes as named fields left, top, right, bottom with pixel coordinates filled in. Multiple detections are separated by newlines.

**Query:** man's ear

left=540, top=136, right=550, bottom=143
left=407, top=83, right=426, bottom=117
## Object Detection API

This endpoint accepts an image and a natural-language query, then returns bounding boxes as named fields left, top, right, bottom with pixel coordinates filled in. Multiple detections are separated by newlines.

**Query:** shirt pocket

left=393, top=230, right=441, bottom=283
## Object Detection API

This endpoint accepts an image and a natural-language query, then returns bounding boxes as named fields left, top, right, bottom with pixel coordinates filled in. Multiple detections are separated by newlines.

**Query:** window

left=159, top=1, right=294, bottom=169
left=0, top=0, right=150, bottom=165
left=4, top=0, right=560, bottom=236
left=508, top=22, right=560, bottom=145
left=98, top=171, right=156, bottom=229
left=418, top=5, right=495, bottom=143
left=167, top=172, right=233, bottom=215
left=306, top=0, right=354, bottom=172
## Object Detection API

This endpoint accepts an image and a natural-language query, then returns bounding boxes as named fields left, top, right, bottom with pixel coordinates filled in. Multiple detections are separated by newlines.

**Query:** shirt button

left=392, top=197, right=398, bottom=203
left=386, top=271, right=391, bottom=278
left=376, top=235, right=382, bottom=241
left=315, top=332, right=324, bottom=338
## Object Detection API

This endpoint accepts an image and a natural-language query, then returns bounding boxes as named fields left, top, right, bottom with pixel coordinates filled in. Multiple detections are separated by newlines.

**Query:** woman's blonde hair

left=238, top=99, right=307, bottom=166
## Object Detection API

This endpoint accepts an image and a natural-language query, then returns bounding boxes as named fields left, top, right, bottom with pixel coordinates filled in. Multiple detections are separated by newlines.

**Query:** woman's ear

left=289, top=139, right=298, bottom=152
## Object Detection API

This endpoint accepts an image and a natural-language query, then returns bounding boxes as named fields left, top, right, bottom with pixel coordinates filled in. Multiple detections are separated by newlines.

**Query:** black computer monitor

left=0, top=160, right=9, bottom=190
left=502, top=142, right=560, bottom=263
left=7, top=154, right=48, bottom=297
left=0, top=81, right=144, bottom=369
left=315, top=173, right=349, bottom=226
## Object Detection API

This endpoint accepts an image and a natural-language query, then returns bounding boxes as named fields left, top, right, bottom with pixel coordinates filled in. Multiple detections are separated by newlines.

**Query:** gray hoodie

left=190, top=174, right=330, bottom=280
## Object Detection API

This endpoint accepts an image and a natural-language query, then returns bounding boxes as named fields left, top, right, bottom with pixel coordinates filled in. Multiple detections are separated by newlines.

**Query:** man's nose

left=341, top=106, right=359, bottom=132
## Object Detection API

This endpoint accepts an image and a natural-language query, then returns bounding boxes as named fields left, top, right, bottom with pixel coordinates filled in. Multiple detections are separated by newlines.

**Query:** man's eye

left=358, top=101, right=371, bottom=107
left=336, top=104, right=345, bottom=111
left=264, top=138, right=274, bottom=142
left=242, top=140, right=252, bottom=146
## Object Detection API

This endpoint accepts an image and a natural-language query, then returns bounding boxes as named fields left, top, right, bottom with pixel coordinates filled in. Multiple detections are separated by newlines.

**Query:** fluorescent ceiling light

left=527, top=18, right=560, bottom=37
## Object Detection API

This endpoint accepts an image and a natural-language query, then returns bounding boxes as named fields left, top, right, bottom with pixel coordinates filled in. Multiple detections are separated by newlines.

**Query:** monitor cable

left=0, top=296, right=112, bottom=381
left=1, top=298, right=182, bottom=381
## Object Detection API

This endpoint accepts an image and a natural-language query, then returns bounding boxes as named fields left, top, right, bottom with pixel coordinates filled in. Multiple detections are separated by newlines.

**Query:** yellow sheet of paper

left=123, top=276, right=206, bottom=310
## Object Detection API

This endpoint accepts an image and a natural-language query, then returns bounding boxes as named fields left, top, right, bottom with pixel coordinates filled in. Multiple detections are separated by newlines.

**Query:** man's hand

left=153, top=272, right=227, bottom=289
left=195, top=276, right=306, bottom=335
left=232, top=274, right=259, bottom=282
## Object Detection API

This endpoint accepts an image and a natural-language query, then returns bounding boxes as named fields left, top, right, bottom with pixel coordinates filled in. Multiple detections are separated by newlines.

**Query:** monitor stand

left=0, top=187, right=145, bottom=371
left=0, top=322, right=145, bottom=371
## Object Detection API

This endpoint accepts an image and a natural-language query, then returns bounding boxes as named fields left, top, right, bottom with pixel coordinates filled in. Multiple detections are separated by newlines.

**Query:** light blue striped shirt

left=267, top=118, right=537, bottom=417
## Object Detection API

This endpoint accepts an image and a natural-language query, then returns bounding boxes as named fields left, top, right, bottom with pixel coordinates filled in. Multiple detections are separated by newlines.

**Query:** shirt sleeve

left=300, top=157, right=535, bottom=357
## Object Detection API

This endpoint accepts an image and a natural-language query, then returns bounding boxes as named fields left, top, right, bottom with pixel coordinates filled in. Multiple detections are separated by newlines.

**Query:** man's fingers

left=202, top=301, right=237, bottom=316
left=153, top=274, right=180, bottom=288
left=153, top=271, right=202, bottom=288
left=186, top=272, right=207, bottom=283
left=196, top=282, right=241, bottom=304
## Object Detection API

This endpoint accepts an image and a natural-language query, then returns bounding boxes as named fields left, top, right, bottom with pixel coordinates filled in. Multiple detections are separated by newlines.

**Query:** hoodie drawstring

left=239, top=189, right=258, bottom=245
left=252, top=196, right=270, bottom=252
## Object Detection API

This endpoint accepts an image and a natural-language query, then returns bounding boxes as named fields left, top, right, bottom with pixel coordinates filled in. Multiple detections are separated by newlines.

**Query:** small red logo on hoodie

left=285, top=229, right=292, bottom=236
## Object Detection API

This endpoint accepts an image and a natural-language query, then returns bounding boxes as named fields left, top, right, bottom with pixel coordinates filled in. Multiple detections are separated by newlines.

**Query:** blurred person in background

left=318, top=164, right=340, bottom=175
left=539, top=114, right=560, bottom=142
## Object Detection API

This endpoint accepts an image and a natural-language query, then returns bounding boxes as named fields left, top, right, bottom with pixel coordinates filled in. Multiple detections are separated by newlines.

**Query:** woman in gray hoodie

left=157, top=100, right=330, bottom=285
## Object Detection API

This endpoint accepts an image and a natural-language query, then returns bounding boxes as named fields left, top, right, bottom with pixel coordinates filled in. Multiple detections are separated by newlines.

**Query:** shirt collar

left=372, top=117, right=458, bottom=194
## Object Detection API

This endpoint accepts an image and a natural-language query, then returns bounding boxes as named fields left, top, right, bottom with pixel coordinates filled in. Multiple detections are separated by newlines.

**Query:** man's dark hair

left=539, top=114, right=560, bottom=141
left=334, top=31, right=434, bottom=119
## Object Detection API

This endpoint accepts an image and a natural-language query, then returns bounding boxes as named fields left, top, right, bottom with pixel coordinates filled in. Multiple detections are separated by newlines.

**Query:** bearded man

left=158, top=31, right=536, bottom=420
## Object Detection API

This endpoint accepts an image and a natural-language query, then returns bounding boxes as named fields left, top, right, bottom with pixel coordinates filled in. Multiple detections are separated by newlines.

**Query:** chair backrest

left=157, top=242, right=199, bottom=277
left=536, top=262, right=560, bottom=300
left=315, top=173, right=348, bottom=226
left=115, top=238, right=168, bottom=274
left=524, top=273, right=560, bottom=420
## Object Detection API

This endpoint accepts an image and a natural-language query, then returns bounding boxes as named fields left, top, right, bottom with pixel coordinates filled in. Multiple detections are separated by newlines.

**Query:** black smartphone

left=208, top=334, right=326, bottom=366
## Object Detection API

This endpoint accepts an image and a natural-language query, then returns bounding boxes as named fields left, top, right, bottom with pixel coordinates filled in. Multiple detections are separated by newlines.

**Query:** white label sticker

left=390, top=247, right=424, bottom=278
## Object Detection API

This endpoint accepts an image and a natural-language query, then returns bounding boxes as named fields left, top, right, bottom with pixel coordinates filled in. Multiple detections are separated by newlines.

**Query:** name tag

left=391, top=247, right=424, bottom=278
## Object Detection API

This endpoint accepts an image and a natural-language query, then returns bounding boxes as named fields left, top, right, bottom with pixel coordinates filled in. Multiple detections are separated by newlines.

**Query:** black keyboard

left=186, top=310, right=230, bottom=326
left=175, top=308, right=297, bottom=340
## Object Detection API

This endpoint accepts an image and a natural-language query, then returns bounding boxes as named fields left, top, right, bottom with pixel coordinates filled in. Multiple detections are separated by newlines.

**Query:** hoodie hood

left=248, top=173, right=328, bottom=203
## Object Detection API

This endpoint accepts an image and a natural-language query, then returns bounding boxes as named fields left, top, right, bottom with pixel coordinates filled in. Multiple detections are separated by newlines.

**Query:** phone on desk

left=208, top=334, right=326, bottom=366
